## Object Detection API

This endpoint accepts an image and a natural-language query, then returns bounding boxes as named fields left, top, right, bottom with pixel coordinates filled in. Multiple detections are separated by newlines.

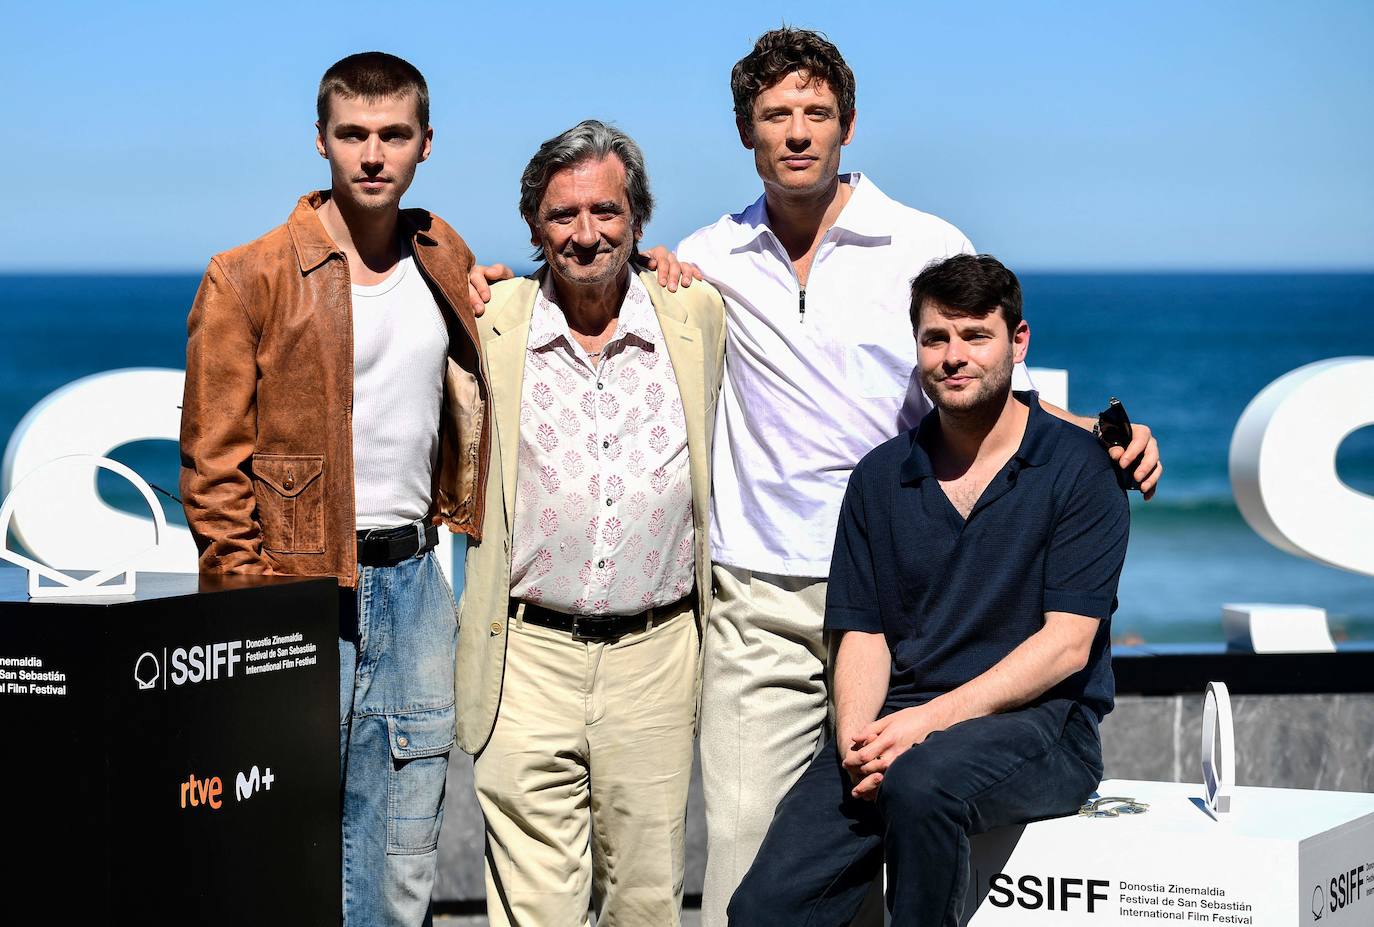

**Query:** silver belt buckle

left=570, top=613, right=591, bottom=641
left=570, top=612, right=621, bottom=642
left=413, top=520, right=426, bottom=559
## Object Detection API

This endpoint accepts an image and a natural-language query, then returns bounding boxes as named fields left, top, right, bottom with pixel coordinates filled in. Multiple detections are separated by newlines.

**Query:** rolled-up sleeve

left=178, top=257, right=270, bottom=575
left=825, top=470, right=883, bottom=633
left=1043, top=464, right=1130, bottom=619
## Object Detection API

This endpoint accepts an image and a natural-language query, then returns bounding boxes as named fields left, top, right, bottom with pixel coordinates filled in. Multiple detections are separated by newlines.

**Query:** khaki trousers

left=473, top=601, right=698, bottom=927
left=698, top=564, right=830, bottom=927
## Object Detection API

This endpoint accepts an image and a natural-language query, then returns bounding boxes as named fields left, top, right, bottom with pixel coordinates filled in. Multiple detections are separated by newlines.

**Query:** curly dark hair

left=731, top=27, right=856, bottom=131
left=909, top=254, right=1024, bottom=332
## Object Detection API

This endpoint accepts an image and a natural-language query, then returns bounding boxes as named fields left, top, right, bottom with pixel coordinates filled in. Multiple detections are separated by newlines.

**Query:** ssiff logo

left=134, top=640, right=243, bottom=691
left=1323, top=864, right=1366, bottom=917
left=986, top=873, right=1110, bottom=912
left=133, top=651, right=159, bottom=690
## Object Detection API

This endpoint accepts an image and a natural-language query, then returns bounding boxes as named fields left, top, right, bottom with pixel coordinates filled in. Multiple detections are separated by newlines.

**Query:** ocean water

left=1, top=272, right=1371, bottom=642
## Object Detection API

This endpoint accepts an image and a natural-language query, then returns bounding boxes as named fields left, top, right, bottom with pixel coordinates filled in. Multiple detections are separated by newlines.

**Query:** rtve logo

left=179, top=765, right=275, bottom=811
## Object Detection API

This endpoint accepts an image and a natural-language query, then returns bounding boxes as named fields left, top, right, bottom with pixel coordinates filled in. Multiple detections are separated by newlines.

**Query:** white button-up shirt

left=508, top=272, right=695, bottom=614
left=677, top=172, right=1031, bottom=577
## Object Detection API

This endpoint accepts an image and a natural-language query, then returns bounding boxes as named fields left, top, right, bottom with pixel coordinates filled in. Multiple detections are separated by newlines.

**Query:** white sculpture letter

left=0, top=368, right=197, bottom=574
left=0, top=455, right=167, bottom=597
left=1, top=367, right=460, bottom=586
left=1229, top=357, right=1374, bottom=577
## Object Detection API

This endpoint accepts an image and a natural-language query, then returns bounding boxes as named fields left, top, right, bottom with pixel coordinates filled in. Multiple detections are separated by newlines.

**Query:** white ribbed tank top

left=350, top=250, right=447, bottom=531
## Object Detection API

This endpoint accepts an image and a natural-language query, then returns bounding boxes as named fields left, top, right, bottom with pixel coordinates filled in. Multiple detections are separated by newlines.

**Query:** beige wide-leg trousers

left=473, top=602, right=697, bottom=927
left=698, top=564, right=830, bottom=927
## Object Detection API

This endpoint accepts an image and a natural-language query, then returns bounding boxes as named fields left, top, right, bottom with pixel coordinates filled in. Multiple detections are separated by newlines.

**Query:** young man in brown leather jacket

left=179, top=52, right=488, bottom=926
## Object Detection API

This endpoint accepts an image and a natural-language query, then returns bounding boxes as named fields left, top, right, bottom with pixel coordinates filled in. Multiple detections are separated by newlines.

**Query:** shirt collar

left=729, top=172, right=894, bottom=251
left=828, top=172, right=897, bottom=238
left=529, top=269, right=658, bottom=353
left=287, top=191, right=340, bottom=274
left=287, top=190, right=438, bottom=275
left=899, top=390, right=1059, bottom=484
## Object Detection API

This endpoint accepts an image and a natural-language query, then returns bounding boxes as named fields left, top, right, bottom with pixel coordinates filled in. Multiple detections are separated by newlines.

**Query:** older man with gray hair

left=455, top=119, right=726, bottom=927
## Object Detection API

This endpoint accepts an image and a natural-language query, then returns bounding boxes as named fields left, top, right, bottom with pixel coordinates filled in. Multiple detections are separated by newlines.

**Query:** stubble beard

left=548, top=240, right=633, bottom=289
left=345, top=178, right=404, bottom=215
left=761, top=149, right=837, bottom=201
left=925, top=353, right=1015, bottom=432
left=330, top=158, right=414, bottom=217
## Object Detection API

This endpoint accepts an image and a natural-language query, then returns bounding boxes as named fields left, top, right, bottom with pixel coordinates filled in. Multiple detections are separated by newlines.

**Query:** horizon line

left=3, top=265, right=1373, bottom=277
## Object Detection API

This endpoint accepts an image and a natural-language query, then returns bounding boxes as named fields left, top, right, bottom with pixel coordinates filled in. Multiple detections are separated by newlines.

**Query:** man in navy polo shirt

left=728, top=254, right=1130, bottom=926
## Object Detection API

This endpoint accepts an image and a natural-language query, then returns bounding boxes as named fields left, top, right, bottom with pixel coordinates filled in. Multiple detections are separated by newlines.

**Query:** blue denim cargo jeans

left=339, top=550, right=458, bottom=926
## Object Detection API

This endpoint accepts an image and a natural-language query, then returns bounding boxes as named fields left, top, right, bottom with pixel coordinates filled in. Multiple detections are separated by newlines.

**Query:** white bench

left=959, top=778, right=1374, bottom=926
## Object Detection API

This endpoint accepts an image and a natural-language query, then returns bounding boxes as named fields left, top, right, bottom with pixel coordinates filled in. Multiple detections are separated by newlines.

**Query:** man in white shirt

left=672, top=28, right=1162, bottom=926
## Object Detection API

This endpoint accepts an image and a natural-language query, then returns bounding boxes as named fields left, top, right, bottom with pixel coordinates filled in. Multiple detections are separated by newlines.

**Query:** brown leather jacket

left=179, top=191, right=490, bottom=588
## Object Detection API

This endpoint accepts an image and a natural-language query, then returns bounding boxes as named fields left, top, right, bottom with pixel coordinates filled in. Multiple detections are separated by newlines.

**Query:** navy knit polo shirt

left=824, top=391, right=1130, bottom=720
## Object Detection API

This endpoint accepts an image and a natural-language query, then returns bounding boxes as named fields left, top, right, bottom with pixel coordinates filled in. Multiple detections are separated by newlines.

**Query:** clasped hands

left=841, top=704, right=946, bottom=802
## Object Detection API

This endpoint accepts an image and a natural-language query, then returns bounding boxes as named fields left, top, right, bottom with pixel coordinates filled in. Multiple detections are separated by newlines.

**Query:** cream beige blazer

left=455, top=267, right=727, bottom=754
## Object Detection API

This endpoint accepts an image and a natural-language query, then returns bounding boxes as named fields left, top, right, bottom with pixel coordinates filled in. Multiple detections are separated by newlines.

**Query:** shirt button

left=603, top=440, right=610, bottom=449
left=606, top=498, right=613, bottom=507
left=490, top=622, right=503, bottom=635
left=598, top=559, right=605, bottom=568
left=397, top=735, right=409, bottom=748
left=596, top=382, right=604, bottom=390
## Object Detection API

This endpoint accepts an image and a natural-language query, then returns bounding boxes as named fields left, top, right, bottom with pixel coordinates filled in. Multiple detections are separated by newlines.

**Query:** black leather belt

left=357, top=521, right=439, bottom=567
left=514, top=593, right=694, bottom=642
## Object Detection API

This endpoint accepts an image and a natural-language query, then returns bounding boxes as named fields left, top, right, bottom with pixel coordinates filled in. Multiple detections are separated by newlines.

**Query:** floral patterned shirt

left=508, top=272, right=694, bottom=615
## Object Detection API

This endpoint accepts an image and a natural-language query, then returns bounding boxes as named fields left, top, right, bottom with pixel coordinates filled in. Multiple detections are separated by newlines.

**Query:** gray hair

left=519, top=119, right=654, bottom=258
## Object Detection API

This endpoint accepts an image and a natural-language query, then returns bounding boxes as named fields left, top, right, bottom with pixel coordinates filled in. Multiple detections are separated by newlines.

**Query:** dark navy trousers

left=727, top=699, right=1103, bottom=927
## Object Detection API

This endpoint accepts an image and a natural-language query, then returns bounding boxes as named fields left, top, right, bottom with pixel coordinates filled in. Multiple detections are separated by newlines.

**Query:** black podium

left=0, top=569, right=340, bottom=925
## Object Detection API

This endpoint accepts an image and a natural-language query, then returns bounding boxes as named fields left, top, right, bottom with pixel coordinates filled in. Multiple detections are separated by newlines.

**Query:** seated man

left=728, top=254, right=1130, bottom=926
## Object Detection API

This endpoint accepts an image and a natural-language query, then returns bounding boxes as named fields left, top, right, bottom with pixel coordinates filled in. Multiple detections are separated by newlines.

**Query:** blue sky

left=3, top=0, right=1372, bottom=271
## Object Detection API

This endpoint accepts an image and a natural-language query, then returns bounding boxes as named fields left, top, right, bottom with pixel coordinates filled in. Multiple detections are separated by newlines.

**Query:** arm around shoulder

left=179, top=257, right=270, bottom=575
left=680, top=277, right=725, bottom=325
left=664, top=276, right=726, bottom=385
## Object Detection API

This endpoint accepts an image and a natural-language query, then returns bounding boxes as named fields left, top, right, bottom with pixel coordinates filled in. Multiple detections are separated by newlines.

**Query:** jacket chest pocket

left=252, top=454, right=326, bottom=553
